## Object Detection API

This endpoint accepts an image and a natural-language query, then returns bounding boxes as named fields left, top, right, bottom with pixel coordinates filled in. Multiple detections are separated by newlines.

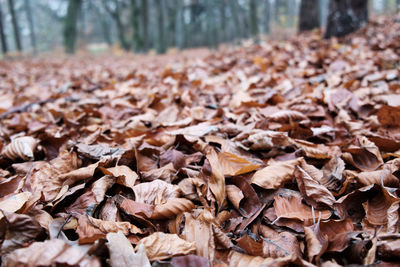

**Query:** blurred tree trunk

left=219, top=0, right=227, bottom=42
left=176, top=0, right=185, bottom=50
left=24, top=0, right=36, bottom=53
left=64, top=0, right=82, bottom=54
left=299, top=0, right=320, bottom=32
left=263, top=0, right=270, bottom=34
left=324, top=0, right=368, bottom=38
left=156, top=0, right=166, bottom=54
left=229, top=0, right=242, bottom=42
left=167, top=0, right=177, bottom=48
left=131, top=0, right=142, bottom=52
left=249, top=0, right=259, bottom=41
left=141, top=0, right=148, bottom=52
left=206, top=0, right=218, bottom=49
left=8, top=0, right=22, bottom=51
left=103, top=0, right=130, bottom=51
left=0, top=3, right=7, bottom=54
left=397, top=0, right=400, bottom=11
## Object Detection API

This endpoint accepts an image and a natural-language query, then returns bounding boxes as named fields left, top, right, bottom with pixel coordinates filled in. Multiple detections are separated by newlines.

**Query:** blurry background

left=0, top=0, right=399, bottom=56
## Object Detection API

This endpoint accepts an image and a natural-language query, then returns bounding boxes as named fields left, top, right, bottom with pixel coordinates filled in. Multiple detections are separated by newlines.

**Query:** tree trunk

left=24, top=0, right=36, bottom=53
left=176, top=0, right=185, bottom=50
left=249, top=0, right=259, bottom=40
left=397, top=0, right=400, bottom=11
left=155, top=0, right=166, bottom=54
left=64, top=0, right=82, bottom=54
left=324, top=0, right=368, bottom=38
left=219, top=0, right=227, bottom=43
left=229, top=0, right=242, bottom=42
left=263, top=0, right=270, bottom=34
left=140, top=0, right=148, bottom=52
left=299, top=0, right=320, bottom=32
left=206, top=0, right=218, bottom=49
left=167, top=0, right=178, bottom=48
left=8, top=0, right=22, bottom=51
left=131, top=0, right=142, bottom=52
left=0, top=3, right=8, bottom=54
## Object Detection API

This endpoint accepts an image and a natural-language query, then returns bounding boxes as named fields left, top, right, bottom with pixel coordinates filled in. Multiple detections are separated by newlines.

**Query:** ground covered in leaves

left=1, top=15, right=400, bottom=267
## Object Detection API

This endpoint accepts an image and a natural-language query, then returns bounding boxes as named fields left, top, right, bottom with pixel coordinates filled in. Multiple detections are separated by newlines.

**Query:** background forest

left=0, top=0, right=399, bottom=56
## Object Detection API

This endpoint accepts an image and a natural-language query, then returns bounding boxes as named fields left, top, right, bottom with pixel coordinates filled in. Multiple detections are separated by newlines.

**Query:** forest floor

left=1, top=14, right=400, bottom=267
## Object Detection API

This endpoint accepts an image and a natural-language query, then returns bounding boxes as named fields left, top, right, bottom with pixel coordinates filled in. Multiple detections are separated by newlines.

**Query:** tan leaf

left=2, top=239, right=100, bottom=267
left=217, top=152, right=260, bottom=176
left=0, top=192, right=31, bottom=220
left=151, top=198, right=195, bottom=220
left=250, top=158, right=302, bottom=189
left=226, top=184, right=244, bottom=210
left=77, top=215, right=142, bottom=244
left=136, top=232, right=196, bottom=261
left=274, top=194, right=331, bottom=222
left=106, top=231, right=151, bottom=267
left=133, top=179, right=181, bottom=205
left=294, top=165, right=336, bottom=209
left=206, top=148, right=226, bottom=209
left=101, top=165, right=138, bottom=189
left=1, top=136, right=38, bottom=161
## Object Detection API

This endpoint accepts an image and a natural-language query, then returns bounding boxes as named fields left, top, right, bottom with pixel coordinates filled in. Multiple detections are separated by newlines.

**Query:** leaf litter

left=1, top=16, right=400, bottom=266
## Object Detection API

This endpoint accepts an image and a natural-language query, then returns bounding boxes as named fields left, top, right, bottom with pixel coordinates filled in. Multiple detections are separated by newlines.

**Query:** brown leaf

left=205, top=148, right=226, bottom=209
left=294, top=165, right=336, bottom=209
left=2, top=239, right=101, bottom=267
left=151, top=198, right=195, bottom=220
left=100, top=165, right=138, bottom=189
left=106, top=231, right=151, bottom=267
left=133, top=179, right=181, bottom=205
left=377, top=105, right=400, bottom=127
left=76, top=215, right=142, bottom=244
left=217, top=152, right=260, bottom=176
left=1, top=136, right=38, bottom=161
left=0, top=192, right=31, bottom=220
left=0, top=212, right=43, bottom=255
left=251, top=158, right=302, bottom=189
left=274, top=194, right=331, bottom=222
left=136, top=232, right=196, bottom=261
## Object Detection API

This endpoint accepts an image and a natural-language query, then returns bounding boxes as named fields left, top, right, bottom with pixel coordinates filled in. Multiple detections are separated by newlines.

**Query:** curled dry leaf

left=133, top=179, right=181, bottom=205
left=151, top=198, right=195, bottom=220
left=251, top=158, right=302, bottom=190
left=294, top=165, right=336, bottom=209
left=0, top=192, right=31, bottom=220
left=100, top=165, right=138, bottom=189
left=76, top=215, right=142, bottom=244
left=2, top=239, right=101, bottom=267
left=1, top=136, right=38, bottom=161
left=106, top=231, right=151, bottom=267
left=136, top=232, right=196, bottom=261
left=217, top=152, right=260, bottom=176
left=274, top=194, right=331, bottom=222
left=205, top=149, right=226, bottom=209
left=0, top=212, right=43, bottom=255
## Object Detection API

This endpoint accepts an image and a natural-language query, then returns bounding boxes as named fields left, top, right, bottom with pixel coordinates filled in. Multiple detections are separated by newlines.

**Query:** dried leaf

left=251, top=158, right=302, bottom=189
left=1, top=136, right=38, bottom=161
left=206, top=149, right=226, bottom=209
left=106, top=231, right=151, bottom=267
left=136, top=232, right=196, bottom=261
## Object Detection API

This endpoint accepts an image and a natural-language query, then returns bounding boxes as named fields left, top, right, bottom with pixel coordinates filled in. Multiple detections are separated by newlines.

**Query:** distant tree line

left=0, top=0, right=398, bottom=56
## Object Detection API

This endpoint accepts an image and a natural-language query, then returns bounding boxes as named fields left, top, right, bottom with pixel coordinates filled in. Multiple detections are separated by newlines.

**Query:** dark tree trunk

left=249, top=0, right=259, bottom=40
left=167, top=0, right=177, bottom=48
left=155, top=0, right=166, bottom=54
left=324, top=0, right=368, bottom=38
left=176, top=0, right=185, bottom=50
left=64, top=0, right=82, bottom=54
left=299, top=0, right=320, bottom=32
left=131, top=0, right=142, bottom=52
left=219, top=0, right=227, bottom=42
left=141, top=0, right=148, bottom=52
left=8, top=0, right=22, bottom=51
left=229, top=0, right=242, bottom=42
left=0, top=3, right=8, bottom=54
left=24, top=0, right=36, bottom=53
left=397, top=0, right=400, bottom=11
left=263, top=0, right=270, bottom=34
